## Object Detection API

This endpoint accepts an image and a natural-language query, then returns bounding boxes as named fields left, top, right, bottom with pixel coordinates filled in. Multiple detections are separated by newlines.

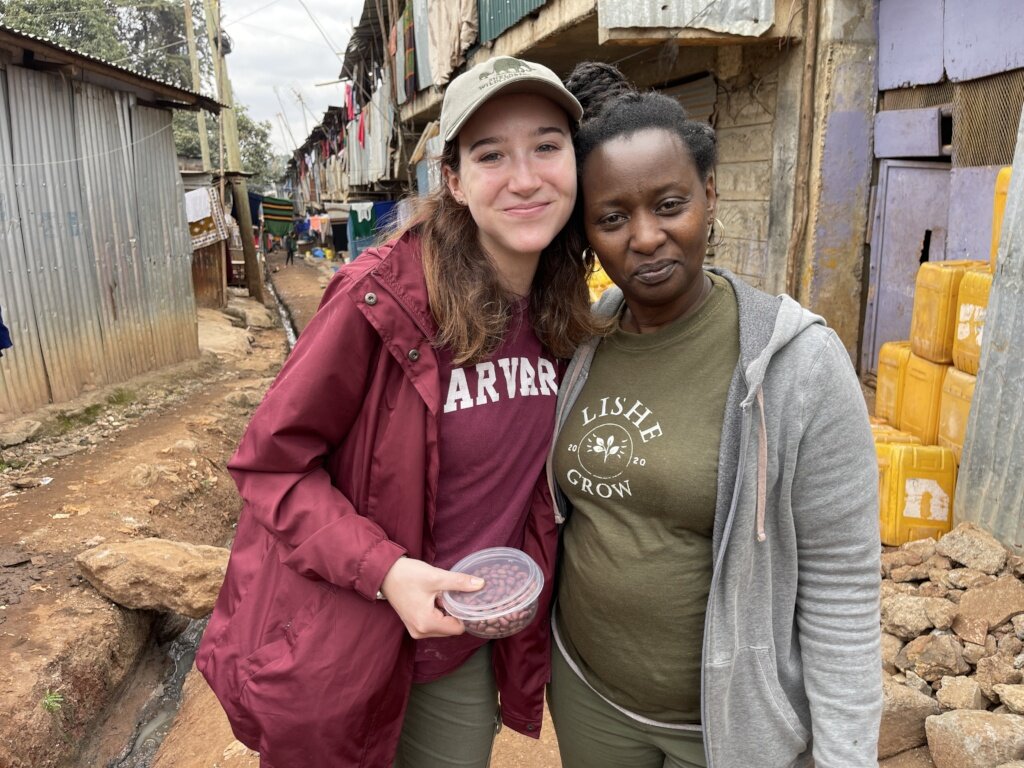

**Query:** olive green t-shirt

left=554, top=272, right=739, bottom=723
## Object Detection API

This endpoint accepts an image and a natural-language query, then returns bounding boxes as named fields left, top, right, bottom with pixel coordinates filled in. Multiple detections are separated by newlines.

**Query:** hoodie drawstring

left=756, top=389, right=768, bottom=542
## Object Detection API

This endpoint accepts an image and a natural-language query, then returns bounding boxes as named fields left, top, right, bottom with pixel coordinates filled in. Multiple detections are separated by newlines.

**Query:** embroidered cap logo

left=476, top=58, right=535, bottom=90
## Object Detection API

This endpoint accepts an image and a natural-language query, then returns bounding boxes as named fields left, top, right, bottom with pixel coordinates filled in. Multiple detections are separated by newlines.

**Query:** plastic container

left=898, top=353, right=949, bottom=444
left=876, top=341, right=912, bottom=424
left=872, top=423, right=923, bottom=445
left=938, top=367, right=976, bottom=463
left=952, top=268, right=993, bottom=375
left=877, top=443, right=957, bottom=546
left=442, top=547, right=544, bottom=639
left=910, top=260, right=988, bottom=364
left=992, top=166, right=1012, bottom=268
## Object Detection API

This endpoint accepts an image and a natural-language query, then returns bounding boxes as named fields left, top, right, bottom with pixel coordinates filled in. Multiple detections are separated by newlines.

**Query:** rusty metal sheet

left=598, top=0, right=773, bottom=37
left=131, top=105, right=199, bottom=368
left=0, top=65, right=199, bottom=421
left=6, top=64, right=109, bottom=405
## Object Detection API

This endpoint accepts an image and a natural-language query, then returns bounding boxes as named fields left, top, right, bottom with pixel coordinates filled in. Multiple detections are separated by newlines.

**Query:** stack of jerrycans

left=871, top=168, right=1008, bottom=546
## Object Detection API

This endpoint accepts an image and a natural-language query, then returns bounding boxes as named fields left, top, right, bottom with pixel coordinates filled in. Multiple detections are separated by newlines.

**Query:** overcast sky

left=220, top=0, right=363, bottom=155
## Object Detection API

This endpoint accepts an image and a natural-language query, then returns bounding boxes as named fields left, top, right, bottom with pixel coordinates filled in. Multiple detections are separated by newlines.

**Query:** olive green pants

left=394, top=644, right=500, bottom=768
left=549, top=646, right=707, bottom=768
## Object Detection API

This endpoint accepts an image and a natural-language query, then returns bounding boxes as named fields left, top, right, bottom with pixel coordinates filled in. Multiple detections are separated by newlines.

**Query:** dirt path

left=0, top=254, right=561, bottom=767
left=0, top=297, right=287, bottom=767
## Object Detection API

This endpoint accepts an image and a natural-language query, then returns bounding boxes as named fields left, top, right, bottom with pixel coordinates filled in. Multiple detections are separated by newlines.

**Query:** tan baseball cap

left=439, top=56, right=583, bottom=143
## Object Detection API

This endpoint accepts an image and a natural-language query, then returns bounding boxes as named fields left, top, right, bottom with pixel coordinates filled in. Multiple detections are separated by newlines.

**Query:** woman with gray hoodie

left=546, top=62, right=882, bottom=768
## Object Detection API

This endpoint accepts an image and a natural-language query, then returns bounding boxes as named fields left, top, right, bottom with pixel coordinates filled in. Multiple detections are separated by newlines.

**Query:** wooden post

left=204, top=0, right=264, bottom=302
left=182, top=0, right=211, bottom=172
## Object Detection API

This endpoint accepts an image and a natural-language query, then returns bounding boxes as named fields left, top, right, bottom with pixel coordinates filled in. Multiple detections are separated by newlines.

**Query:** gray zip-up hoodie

left=548, top=268, right=882, bottom=767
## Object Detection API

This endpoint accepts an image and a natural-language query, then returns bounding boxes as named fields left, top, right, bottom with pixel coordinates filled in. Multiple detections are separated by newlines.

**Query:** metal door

left=862, top=160, right=951, bottom=376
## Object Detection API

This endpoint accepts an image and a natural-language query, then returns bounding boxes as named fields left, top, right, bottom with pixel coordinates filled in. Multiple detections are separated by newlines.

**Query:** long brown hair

left=390, top=139, right=606, bottom=365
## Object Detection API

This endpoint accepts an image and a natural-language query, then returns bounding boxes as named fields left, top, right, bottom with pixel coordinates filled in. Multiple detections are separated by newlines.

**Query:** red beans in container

left=441, top=547, right=544, bottom=639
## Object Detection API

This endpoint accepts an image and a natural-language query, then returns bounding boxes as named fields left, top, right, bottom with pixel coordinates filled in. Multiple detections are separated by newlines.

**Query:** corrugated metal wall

left=477, top=0, right=546, bottom=43
left=956, top=104, right=1024, bottom=551
left=0, top=65, right=198, bottom=421
left=0, top=68, right=50, bottom=415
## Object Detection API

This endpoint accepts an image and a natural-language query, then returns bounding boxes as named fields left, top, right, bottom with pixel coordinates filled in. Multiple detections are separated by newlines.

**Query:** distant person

left=0, top=304, right=11, bottom=357
left=197, top=57, right=600, bottom=768
left=546, top=62, right=882, bottom=768
left=284, top=231, right=296, bottom=266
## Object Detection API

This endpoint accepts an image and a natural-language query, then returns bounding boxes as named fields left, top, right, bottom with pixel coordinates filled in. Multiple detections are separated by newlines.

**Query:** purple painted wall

left=809, top=52, right=876, bottom=359
left=945, top=0, right=1024, bottom=82
left=946, top=165, right=1003, bottom=262
left=874, top=108, right=943, bottom=157
left=878, top=0, right=943, bottom=89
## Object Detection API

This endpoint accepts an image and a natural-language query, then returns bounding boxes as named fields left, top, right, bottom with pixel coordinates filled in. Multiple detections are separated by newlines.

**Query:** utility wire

left=221, top=0, right=286, bottom=27
left=1, top=123, right=173, bottom=168
left=109, top=36, right=188, bottom=63
left=294, top=0, right=345, bottom=61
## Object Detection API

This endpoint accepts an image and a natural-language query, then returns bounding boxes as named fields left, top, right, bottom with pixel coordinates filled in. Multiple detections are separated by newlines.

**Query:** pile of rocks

left=880, top=523, right=1024, bottom=768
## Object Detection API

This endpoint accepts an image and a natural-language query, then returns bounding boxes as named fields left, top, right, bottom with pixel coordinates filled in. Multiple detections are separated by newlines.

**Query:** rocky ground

left=879, top=523, right=1024, bottom=767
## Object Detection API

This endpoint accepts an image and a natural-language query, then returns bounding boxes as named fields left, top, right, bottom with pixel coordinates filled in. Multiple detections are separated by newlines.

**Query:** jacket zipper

left=700, top=400, right=753, bottom=767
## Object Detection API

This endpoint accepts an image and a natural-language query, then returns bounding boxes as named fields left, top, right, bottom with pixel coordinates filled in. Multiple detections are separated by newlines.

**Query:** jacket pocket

left=704, top=647, right=809, bottom=767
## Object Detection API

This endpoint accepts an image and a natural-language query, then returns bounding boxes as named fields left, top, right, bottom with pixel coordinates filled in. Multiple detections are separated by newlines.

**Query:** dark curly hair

left=565, top=61, right=718, bottom=181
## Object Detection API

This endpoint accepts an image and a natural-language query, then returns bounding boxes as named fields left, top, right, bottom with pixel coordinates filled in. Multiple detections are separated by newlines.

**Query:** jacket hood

left=356, top=231, right=438, bottom=339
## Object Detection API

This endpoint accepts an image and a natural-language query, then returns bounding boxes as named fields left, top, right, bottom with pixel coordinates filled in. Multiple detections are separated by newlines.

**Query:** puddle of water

left=106, top=618, right=207, bottom=768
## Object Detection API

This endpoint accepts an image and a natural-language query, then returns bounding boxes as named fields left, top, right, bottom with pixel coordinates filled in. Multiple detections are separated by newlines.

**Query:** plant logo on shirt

left=579, top=424, right=632, bottom=480
left=563, top=396, right=662, bottom=500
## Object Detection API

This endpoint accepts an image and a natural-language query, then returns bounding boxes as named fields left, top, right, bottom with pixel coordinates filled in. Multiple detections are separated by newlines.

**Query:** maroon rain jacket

left=196, top=233, right=559, bottom=768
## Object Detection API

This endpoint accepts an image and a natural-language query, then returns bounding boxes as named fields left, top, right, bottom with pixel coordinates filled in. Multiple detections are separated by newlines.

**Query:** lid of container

left=442, top=547, right=543, bottom=618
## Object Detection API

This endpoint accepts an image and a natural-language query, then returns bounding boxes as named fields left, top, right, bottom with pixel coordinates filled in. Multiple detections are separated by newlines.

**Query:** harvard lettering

left=444, top=356, right=558, bottom=413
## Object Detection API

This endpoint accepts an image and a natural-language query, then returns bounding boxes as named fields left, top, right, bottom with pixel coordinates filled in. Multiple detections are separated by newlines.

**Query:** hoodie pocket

left=704, top=647, right=809, bottom=766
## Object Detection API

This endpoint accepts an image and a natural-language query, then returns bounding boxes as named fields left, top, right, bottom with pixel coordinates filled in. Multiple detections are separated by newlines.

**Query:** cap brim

left=443, top=79, right=584, bottom=143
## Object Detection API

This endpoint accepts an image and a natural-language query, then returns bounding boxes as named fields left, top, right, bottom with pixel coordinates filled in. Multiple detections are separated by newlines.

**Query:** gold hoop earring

left=708, top=217, right=725, bottom=248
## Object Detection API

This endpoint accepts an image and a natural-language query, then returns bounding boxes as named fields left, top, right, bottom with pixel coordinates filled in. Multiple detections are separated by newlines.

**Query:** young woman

left=547, top=62, right=882, bottom=768
left=197, top=57, right=598, bottom=768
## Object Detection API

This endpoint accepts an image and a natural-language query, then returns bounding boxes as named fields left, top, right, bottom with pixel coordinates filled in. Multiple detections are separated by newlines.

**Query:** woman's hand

left=380, top=557, right=484, bottom=639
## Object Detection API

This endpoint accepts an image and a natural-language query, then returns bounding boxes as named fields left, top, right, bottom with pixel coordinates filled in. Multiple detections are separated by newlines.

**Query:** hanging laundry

left=404, top=2, right=417, bottom=99
left=187, top=188, right=229, bottom=250
left=349, top=202, right=377, bottom=260
left=427, top=0, right=478, bottom=85
left=232, top=191, right=263, bottom=229
left=262, top=197, right=295, bottom=237
left=412, top=0, right=433, bottom=89
left=395, top=15, right=407, bottom=106
left=185, top=188, right=212, bottom=222
left=372, top=201, right=398, bottom=235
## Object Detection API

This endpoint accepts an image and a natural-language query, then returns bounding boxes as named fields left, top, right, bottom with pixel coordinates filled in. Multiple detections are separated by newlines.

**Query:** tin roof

left=0, top=23, right=222, bottom=112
